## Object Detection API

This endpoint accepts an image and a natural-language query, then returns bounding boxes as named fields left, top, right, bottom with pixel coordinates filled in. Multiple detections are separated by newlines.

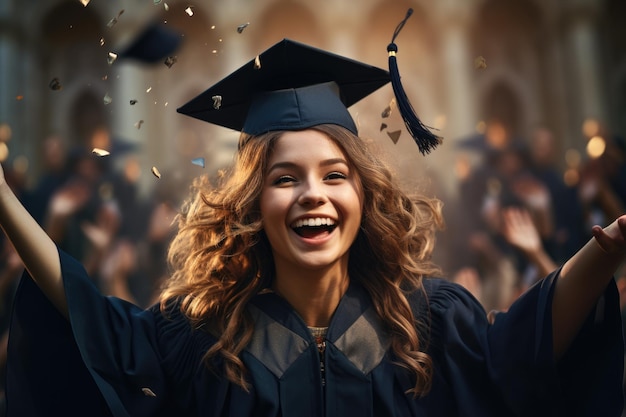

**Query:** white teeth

left=292, top=217, right=336, bottom=228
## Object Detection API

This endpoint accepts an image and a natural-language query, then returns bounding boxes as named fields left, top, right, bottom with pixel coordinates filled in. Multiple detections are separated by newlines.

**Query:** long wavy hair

left=160, top=124, right=444, bottom=396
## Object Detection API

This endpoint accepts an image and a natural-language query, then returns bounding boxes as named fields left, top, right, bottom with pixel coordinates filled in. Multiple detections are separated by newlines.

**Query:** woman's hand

left=591, top=215, right=626, bottom=256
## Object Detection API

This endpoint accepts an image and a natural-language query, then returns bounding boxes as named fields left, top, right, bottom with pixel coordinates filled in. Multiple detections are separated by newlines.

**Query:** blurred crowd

left=0, top=124, right=625, bottom=412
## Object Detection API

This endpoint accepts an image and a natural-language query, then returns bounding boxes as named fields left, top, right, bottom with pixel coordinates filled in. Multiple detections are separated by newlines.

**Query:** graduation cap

left=177, top=9, right=440, bottom=154
left=119, top=21, right=183, bottom=64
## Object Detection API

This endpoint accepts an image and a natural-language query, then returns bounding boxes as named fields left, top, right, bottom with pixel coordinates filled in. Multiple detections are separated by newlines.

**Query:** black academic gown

left=5, top=249, right=624, bottom=416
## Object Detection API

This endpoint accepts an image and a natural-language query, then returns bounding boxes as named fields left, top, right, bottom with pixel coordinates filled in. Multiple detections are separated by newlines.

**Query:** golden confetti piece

left=381, top=98, right=396, bottom=118
left=185, top=6, right=193, bottom=16
left=79, top=0, right=90, bottom=6
left=106, top=10, right=124, bottom=28
left=380, top=123, right=387, bottom=132
left=107, top=52, right=118, bottom=65
left=130, top=99, right=137, bottom=105
left=135, top=120, right=144, bottom=129
left=474, top=56, right=487, bottom=70
left=16, top=95, right=24, bottom=101
left=103, top=93, right=112, bottom=105
left=142, top=387, right=157, bottom=397
left=102, top=75, right=108, bottom=81
left=151, top=166, right=161, bottom=178
left=164, top=56, right=177, bottom=68
left=99, top=38, right=105, bottom=46
left=387, top=130, right=401, bottom=144
left=237, top=22, right=250, bottom=34
left=211, top=25, right=216, bottom=30
left=146, top=87, right=152, bottom=93
left=92, top=148, right=110, bottom=157
left=49, top=77, right=62, bottom=91
left=254, top=55, right=261, bottom=69
left=212, top=95, right=222, bottom=109
left=191, top=157, right=205, bottom=168
left=164, top=3, right=169, bottom=11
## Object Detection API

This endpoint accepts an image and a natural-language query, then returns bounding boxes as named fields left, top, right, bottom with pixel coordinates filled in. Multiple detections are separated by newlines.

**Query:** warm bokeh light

left=485, top=122, right=507, bottom=149
left=586, top=135, right=606, bottom=159
left=91, top=128, right=111, bottom=150
left=582, top=118, right=600, bottom=138
left=0, top=143, right=8, bottom=162
left=563, top=168, right=579, bottom=187
left=13, top=155, right=29, bottom=175
left=454, top=155, right=471, bottom=181
left=564, top=148, right=581, bottom=168
left=0, top=124, right=12, bottom=142
left=124, top=157, right=142, bottom=183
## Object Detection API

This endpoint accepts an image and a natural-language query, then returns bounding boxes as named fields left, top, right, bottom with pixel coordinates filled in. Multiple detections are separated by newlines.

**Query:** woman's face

left=260, top=129, right=363, bottom=274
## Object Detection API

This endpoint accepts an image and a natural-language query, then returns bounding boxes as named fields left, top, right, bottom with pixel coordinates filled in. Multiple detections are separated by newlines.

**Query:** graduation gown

left=5, top=249, right=624, bottom=416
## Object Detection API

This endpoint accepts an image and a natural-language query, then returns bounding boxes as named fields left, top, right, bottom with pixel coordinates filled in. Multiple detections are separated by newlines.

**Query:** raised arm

left=552, top=214, right=626, bottom=358
left=0, top=163, right=67, bottom=317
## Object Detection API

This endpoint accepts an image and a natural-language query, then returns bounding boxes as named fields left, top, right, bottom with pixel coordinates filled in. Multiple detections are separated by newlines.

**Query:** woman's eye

left=325, top=171, right=347, bottom=180
left=273, top=175, right=295, bottom=185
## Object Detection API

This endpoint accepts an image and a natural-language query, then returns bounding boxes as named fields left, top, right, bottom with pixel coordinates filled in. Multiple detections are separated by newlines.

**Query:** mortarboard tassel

left=387, top=8, right=442, bottom=154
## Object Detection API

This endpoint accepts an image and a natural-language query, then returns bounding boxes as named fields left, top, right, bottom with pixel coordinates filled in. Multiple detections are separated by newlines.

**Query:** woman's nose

left=297, top=180, right=327, bottom=206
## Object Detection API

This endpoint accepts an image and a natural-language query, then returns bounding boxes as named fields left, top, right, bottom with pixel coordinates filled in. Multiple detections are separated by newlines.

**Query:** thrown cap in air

left=176, top=38, right=390, bottom=136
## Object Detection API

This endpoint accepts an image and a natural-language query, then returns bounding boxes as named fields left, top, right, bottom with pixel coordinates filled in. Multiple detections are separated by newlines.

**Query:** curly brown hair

left=160, top=124, right=444, bottom=396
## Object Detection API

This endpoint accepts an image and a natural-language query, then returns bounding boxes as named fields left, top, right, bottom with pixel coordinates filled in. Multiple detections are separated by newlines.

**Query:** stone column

left=435, top=5, right=477, bottom=197
left=562, top=1, right=606, bottom=150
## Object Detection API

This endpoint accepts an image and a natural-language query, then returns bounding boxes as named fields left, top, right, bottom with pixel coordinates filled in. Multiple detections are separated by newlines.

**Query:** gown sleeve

left=421, top=269, right=624, bottom=416
left=6, top=249, right=210, bottom=417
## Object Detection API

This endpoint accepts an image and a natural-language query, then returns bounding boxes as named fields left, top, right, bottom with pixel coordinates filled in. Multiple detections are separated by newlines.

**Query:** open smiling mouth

left=291, top=218, right=337, bottom=238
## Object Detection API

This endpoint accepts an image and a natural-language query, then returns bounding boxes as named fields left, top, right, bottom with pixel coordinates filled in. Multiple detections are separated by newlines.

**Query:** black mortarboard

left=177, top=39, right=389, bottom=136
left=119, top=22, right=183, bottom=64
left=178, top=9, right=441, bottom=154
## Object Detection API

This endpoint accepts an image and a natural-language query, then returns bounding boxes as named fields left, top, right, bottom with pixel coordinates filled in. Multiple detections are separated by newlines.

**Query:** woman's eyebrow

left=267, top=158, right=348, bottom=173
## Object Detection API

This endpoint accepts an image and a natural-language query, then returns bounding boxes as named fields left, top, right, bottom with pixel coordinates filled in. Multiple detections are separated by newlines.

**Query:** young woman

left=3, top=38, right=625, bottom=417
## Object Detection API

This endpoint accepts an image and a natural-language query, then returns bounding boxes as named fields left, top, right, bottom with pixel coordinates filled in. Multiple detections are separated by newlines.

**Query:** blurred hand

left=49, top=181, right=91, bottom=217
left=100, top=240, right=137, bottom=283
left=501, top=207, right=542, bottom=256
left=511, top=177, right=551, bottom=212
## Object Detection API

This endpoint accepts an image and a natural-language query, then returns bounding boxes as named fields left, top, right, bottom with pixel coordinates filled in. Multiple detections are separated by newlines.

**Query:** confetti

left=16, top=95, right=24, bottom=101
left=107, top=10, right=125, bottom=28
left=134, top=120, right=144, bottom=129
left=79, top=0, right=90, bottom=6
left=92, top=148, right=110, bottom=157
left=107, top=52, right=118, bottom=65
left=474, top=56, right=487, bottom=70
left=237, top=23, right=250, bottom=34
left=99, top=38, right=105, bottom=46
left=164, top=3, right=169, bottom=11
left=185, top=6, right=193, bottom=16
left=151, top=166, right=161, bottom=178
left=103, top=93, right=112, bottom=105
left=379, top=123, right=387, bottom=131
left=142, top=388, right=157, bottom=397
left=130, top=99, right=138, bottom=105
left=387, top=130, right=401, bottom=144
left=49, top=77, right=62, bottom=91
left=381, top=98, right=395, bottom=118
left=191, top=157, right=205, bottom=168
left=254, top=55, right=261, bottom=69
left=164, top=56, right=178, bottom=68
left=146, top=87, right=152, bottom=93
left=212, top=95, right=222, bottom=109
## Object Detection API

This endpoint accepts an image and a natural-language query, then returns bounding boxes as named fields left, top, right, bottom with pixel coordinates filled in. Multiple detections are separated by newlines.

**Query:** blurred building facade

left=0, top=0, right=624, bottom=198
